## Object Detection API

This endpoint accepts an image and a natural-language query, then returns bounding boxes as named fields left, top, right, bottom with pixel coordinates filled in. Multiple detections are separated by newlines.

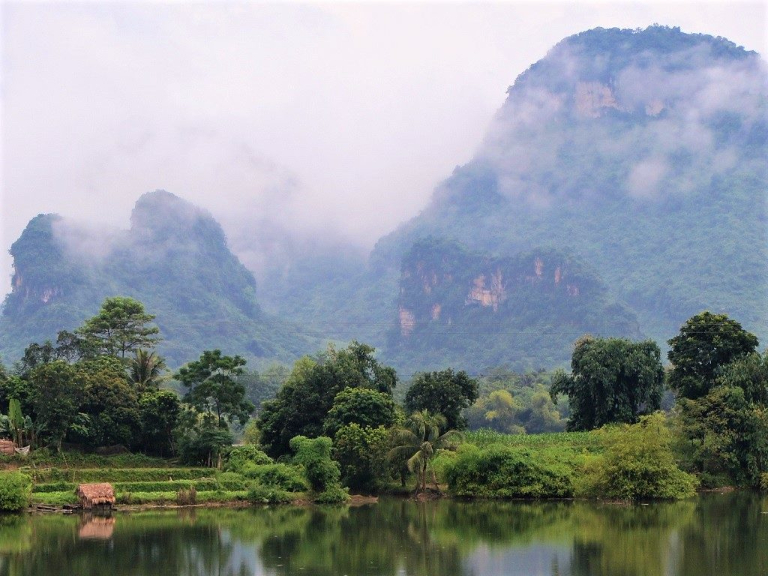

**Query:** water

left=1, top=493, right=766, bottom=575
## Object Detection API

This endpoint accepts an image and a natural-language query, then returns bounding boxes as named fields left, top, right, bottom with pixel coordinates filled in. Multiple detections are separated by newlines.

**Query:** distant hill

left=0, top=191, right=318, bottom=367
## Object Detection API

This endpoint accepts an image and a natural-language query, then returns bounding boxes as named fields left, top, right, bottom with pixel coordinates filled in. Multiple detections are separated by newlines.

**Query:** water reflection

left=0, top=493, right=765, bottom=576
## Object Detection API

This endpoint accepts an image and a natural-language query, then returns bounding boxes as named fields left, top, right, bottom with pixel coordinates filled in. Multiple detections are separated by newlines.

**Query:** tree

left=258, top=342, right=398, bottom=458
left=550, top=336, right=664, bottom=431
left=76, top=296, right=160, bottom=359
left=175, top=350, right=253, bottom=428
left=29, top=361, right=80, bottom=450
left=333, top=424, right=390, bottom=492
left=714, top=350, right=768, bottom=406
left=388, top=410, right=462, bottom=492
left=323, top=387, right=398, bottom=438
left=75, top=357, right=142, bottom=448
left=676, top=386, right=768, bottom=487
left=404, top=369, right=478, bottom=430
left=667, top=312, right=759, bottom=400
left=138, top=390, right=181, bottom=456
left=129, top=349, right=167, bottom=389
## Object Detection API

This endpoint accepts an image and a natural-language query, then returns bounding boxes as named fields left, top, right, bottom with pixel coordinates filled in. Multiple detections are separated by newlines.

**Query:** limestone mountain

left=0, top=191, right=318, bottom=367
left=263, top=26, right=767, bottom=370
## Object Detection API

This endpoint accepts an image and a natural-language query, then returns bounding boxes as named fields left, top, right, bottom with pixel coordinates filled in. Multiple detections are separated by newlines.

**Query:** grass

left=464, top=430, right=603, bottom=453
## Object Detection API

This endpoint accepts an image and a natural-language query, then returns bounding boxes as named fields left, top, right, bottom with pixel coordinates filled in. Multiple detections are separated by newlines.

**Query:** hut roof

left=77, top=483, right=115, bottom=507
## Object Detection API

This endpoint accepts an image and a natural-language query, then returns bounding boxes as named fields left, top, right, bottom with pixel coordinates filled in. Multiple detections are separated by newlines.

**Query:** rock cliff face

left=386, top=238, right=640, bottom=373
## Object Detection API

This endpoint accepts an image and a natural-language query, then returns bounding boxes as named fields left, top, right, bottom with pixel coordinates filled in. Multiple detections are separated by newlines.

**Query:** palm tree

left=388, top=410, right=462, bottom=492
left=129, top=349, right=167, bottom=389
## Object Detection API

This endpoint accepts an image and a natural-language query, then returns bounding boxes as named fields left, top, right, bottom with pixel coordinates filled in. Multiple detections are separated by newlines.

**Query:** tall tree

left=175, top=350, right=253, bottom=428
left=404, top=369, right=478, bottom=430
left=667, top=311, right=759, bottom=400
left=29, top=361, right=80, bottom=450
left=76, top=296, right=160, bottom=359
left=550, top=336, right=664, bottom=431
left=258, top=342, right=398, bottom=458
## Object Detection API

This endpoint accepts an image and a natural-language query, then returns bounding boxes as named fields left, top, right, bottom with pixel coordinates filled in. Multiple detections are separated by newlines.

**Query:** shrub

left=0, top=472, right=31, bottom=512
left=246, top=483, right=292, bottom=504
left=290, top=436, right=342, bottom=493
left=240, top=463, right=307, bottom=492
left=224, top=445, right=273, bottom=473
left=579, top=413, right=698, bottom=500
left=314, top=486, right=350, bottom=504
left=444, top=444, right=575, bottom=498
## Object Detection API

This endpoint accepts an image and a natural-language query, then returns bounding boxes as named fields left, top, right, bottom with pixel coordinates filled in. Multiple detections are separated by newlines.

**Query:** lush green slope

left=0, top=191, right=319, bottom=367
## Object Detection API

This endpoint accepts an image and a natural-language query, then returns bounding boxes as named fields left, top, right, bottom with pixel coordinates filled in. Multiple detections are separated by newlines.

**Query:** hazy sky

left=1, top=1, right=766, bottom=296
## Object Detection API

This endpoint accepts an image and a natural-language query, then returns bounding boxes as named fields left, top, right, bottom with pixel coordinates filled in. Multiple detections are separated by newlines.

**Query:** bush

left=290, top=436, right=342, bottom=493
left=444, top=444, right=575, bottom=498
left=240, top=463, right=307, bottom=492
left=0, top=472, right=31, bottom=512
left=246, top=483, right=292, bottom=504
left=579, top=413, right=698, bottom=500
left=314, top=486, right=350, bottom=504
left=224, top=445, right=273, bottom=473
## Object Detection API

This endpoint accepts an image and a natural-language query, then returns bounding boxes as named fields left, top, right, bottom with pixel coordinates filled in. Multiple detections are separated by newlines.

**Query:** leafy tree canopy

left=404, top=369, right=479, bottom=430
left=175, top=350, right=253, bottom=428
left=258, top=342, right=397, bottom=458
left=76, top=296, right=161, bottom=359
left=323, top=387, right=398, bottom=438
left=550, top=336, right=664, bottom=431
left=668, top=311, right=759, bottom=400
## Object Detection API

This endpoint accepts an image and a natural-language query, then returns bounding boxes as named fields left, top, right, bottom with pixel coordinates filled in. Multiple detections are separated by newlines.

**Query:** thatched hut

left=0, top=440, right=15, bottom=456
left=76, top=483, right=115, bottom=509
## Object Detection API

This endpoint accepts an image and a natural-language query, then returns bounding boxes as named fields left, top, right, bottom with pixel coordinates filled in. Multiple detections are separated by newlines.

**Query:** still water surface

left=1, top=493, right=766, bottom=576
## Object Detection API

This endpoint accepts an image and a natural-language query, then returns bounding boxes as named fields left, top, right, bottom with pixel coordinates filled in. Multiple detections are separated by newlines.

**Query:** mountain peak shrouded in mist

left=0, top=192, right=317, bottom=366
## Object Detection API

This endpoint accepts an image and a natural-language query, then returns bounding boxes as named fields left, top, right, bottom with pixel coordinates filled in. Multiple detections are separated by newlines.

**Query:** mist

left=2, top=2, right=766, bottom=296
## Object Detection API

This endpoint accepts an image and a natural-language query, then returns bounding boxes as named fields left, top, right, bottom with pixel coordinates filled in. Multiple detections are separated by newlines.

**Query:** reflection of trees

left=568, top=502, right=696, bottom=576
left=1, top=495, right=766, bottom=576
left=677, top=493, right=768, bottom=576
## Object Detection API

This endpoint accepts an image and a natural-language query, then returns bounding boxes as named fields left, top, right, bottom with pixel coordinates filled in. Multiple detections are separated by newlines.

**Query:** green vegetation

left=578, top=414, right=698, bottom=500
left=0, top=472, right=32, bottom=511
left=667, top=312, right=759, bottom=400
left=445, top=444, right=577, bottom=499
left=550, top=336, right=664, bottom=430
left=404, top=369, right=478, bottom=430
left=257, top=342, right=397, bottom=458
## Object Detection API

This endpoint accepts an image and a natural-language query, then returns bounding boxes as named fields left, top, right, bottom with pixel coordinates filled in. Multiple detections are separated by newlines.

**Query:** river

left=0, top=492, right=766, bottom=575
